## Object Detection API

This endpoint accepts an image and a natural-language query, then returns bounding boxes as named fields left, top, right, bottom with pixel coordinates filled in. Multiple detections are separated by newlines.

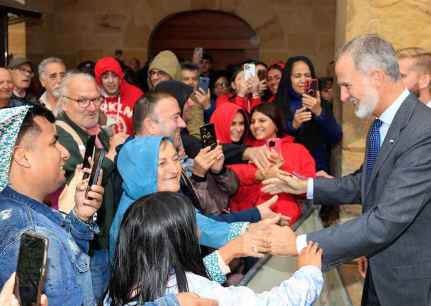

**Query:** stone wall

left=24, top=0, right=336, bottom=76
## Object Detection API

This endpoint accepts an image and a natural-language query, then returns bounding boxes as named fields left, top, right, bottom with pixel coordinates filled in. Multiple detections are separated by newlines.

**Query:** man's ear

left=40, top=77, right=47, bottom=89
left=369, top=69, right=386, bottom=88
left=12, top=146, right=31, bottom=168
left=418, top=73, right=431, bottom=90
left=142, top=117, right=156, bottom=134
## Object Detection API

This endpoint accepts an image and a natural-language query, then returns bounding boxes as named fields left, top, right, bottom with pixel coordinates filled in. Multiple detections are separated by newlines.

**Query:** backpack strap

left=55, top=120, right=85, bottom=158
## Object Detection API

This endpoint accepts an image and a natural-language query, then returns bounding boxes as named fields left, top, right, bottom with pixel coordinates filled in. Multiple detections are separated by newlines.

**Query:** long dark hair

left=108, top=192, right=207, bottom=306
left=274, top=56, right=317, bottom=116
left=250, top=103, right=285, bottom=138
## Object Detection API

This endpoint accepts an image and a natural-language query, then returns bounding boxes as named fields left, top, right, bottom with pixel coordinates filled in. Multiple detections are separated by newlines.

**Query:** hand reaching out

left=261, top=170, right=308, bottom=195
left=297, top=241, right=323, bottom=269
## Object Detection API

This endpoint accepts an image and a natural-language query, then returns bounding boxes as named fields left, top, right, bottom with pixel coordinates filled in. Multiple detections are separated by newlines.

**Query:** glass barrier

left=239, top=203, right=354, bottom=306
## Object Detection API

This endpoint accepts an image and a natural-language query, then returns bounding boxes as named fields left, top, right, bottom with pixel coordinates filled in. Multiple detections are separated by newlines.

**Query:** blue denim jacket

left=0, top=186, right=98, bottom=306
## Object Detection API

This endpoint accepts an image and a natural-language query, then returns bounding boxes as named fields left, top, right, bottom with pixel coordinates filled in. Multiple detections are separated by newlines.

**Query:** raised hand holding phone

left=74, top=152, right=105, bottom=223
left=302, top=93, right=322, bottom=116
left=292, top=106, right=312, bottom=129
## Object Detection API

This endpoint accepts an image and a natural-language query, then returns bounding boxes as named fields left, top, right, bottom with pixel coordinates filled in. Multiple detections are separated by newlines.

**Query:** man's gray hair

left=38, top=57, right=65, bottom=79
left=57, top=70, right=97, bottom=113
left=338, top=34, right=401, bottom=81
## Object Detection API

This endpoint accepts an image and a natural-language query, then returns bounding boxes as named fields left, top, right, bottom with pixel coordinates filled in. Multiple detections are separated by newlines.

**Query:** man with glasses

left=56, top=70, right=127, bottom=302
left=7, top=57, right=38, bottom=105
left=38, top=57, right=66, bottom=115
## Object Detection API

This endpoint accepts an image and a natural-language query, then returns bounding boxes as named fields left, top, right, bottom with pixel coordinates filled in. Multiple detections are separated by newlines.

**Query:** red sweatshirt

left=95, top=57, right=143, bottom=135
left=210, top=103, right=316, bottom=224
left=215, top=93, right=261, bottom=114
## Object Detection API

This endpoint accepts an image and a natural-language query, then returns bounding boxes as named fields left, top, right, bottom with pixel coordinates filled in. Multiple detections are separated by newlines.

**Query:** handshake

left=224, top=208, right=322, bottom=270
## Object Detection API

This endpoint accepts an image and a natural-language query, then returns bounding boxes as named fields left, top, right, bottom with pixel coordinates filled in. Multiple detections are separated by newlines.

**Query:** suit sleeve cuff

left=296, top=234, right=308, bottom=254
left=306, top=178, right=314, bottom=200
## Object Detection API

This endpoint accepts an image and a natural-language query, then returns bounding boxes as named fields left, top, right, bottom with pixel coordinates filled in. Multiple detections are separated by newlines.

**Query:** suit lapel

left=364, top=94, right=417, bottom=197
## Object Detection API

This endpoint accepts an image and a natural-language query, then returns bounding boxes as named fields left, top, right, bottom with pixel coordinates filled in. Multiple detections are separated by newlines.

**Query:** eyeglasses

left=16, top=67, right=34, bottom=77
left=63, top=95, right=104, bottom=108
left=47, top=72, right=65, bottom=81
left=149, top=69, right=169, bottom=78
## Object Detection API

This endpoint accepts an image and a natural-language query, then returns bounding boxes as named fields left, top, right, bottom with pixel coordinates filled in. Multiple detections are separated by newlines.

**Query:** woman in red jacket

left=211, top=102, right=315, bottom=224
left=215, top=65, right=262, bottom=114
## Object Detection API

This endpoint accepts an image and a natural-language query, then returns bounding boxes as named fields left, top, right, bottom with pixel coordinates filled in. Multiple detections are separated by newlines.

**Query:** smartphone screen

left=244, top=63, right=256, bottom=81
left=15, top=232, right=48, bottom=306
left=82, top=136, right=96, bottom=179
left=200, top=123, right=217, bottom=150
left=193, top=47, right=203, bottom=63
left=198, top=77, right=210, bottom=94
left=304, top=79, right=319, bottom=97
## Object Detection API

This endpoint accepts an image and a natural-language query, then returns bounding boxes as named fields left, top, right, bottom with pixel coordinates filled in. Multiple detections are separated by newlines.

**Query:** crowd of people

left=1, top=33, right=431, bottom=306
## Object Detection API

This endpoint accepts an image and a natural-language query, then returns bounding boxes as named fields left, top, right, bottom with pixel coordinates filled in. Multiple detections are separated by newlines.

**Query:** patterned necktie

left=366, top=119, right=383, bottom=180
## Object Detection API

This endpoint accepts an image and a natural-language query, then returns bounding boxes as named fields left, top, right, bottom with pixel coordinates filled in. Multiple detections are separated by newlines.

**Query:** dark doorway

left=149, top=10, right=259, bottom=69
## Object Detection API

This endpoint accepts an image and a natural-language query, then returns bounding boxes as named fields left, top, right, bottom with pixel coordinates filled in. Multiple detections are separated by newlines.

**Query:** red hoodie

left=210, top=102, right=248, bottom=144
left=210, top=104, right=316, bottom=224
left=215, top=93, right=261, bottom=114
left=95, top=57, right=143, bottom=135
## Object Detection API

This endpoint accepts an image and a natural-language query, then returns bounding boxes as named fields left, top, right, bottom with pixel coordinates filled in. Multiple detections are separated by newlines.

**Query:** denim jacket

left=0, top=186, right=98, bottom=306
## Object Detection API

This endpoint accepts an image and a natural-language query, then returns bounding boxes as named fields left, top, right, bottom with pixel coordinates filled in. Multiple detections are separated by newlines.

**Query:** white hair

left=38, top=57, right=65, bottom=80
left=57, top=70, right=98, bottom=113
left=338, top=34, right=401, bottom=81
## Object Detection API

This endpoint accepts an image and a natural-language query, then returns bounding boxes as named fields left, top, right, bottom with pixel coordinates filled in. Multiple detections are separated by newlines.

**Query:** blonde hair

left=397, top=48, right=431, bottom=74
left=397, top=47, right=431, bottom=90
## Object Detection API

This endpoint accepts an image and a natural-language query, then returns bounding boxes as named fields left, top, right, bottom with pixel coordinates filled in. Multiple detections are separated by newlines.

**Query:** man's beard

left=353, top=82, right=379, bottom=119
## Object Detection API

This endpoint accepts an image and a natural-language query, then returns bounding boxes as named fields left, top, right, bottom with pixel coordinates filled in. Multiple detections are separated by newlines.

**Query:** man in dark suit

left=262, top=34, right=431, bottom=306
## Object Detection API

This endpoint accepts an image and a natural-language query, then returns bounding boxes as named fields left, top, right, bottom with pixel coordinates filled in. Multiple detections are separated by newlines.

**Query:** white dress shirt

left=297, top=89, right=410, bottom=253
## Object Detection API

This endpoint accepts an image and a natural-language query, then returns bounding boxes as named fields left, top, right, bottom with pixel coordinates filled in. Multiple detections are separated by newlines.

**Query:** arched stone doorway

left=149, top=10, right=259, bottom=69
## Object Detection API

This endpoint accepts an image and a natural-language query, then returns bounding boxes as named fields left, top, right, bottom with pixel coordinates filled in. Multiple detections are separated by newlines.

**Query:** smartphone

left=82, top=136, right=96, bottom=179
left=193, top=47, right=203, bottom=63
left=198, top=76, right=210, bottom=94
left=86, top=149, right=105, bottom=197
left=304, top=79, right=319, bottom=97
left=244, top=63, right=256, bottom=81
left=200, top=123, right=217, bottom=150
left=14, top=231, right=49, bottom=306
left=266, top=137, right=282, bottom=154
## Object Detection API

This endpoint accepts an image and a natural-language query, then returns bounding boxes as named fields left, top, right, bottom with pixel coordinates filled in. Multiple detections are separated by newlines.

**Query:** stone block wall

left=24, top=0, right=336, bottom=76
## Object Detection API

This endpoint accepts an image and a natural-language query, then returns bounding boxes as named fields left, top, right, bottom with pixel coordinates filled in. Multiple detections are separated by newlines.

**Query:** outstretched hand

left=261, top=170, right=308, bottom=195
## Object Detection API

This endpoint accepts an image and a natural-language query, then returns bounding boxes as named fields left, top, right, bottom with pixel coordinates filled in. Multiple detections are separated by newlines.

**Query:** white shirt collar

left=378, top=89, right=409, bottom=126
left=426, top=99, right=431, bottom=108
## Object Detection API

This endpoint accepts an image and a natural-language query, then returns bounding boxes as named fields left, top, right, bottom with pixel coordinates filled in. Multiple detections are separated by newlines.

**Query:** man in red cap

left=95, top=57, right=143, bottom=135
